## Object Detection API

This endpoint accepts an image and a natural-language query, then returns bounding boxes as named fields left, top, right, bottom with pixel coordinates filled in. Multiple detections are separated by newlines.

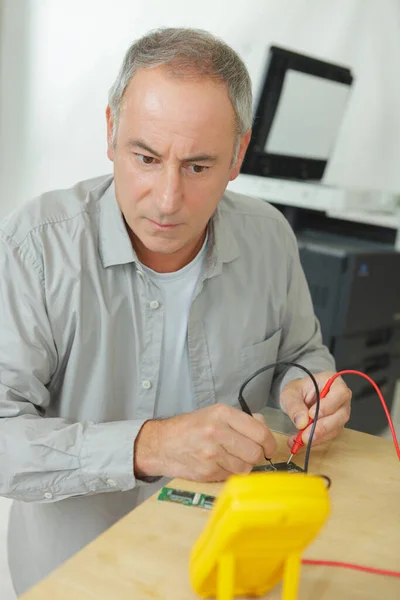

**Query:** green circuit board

left=157, top=487, right=215, bottom=510
left=157, top=463, right=304, bottom=511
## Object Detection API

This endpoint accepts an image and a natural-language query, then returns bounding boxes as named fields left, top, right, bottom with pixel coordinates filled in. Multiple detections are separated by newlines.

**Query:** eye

left=136, top=153, right=157, bottom=165
left=188, top=164, right=209, bottom=174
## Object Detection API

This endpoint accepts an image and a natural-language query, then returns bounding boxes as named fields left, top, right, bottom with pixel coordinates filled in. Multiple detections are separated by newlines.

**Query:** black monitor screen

left=243, top=46, right=353, bottom=181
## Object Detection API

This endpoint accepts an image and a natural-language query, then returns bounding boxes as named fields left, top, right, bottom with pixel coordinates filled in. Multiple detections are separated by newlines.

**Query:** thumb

left=280, top=385, right=309, bottom=430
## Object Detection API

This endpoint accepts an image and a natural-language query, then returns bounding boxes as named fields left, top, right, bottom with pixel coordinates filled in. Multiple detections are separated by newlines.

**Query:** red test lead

left=287, top=379, right=333, bottom=464
left=287, top=370, right=400, bottom=465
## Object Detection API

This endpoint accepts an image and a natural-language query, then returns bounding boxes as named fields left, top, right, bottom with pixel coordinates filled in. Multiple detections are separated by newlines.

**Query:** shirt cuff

left=79, top=419, right=148, bottom=494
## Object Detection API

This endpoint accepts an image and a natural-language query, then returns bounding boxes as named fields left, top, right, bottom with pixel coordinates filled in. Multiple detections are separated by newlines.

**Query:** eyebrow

left=127, top=138, right=218, bottom=163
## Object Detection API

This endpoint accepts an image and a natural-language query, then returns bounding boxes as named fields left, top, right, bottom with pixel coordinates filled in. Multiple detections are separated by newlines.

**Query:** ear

left=106, top=106, right=115, bottom=162
left=229, top=130, right=252, bottom=181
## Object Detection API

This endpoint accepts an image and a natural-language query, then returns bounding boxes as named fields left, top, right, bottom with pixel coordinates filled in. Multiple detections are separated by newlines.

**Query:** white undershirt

left=140, top=235, right=208, bottom=415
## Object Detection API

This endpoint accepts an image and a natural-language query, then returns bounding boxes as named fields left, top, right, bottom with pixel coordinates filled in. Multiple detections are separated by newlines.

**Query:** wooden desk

left=22, top=429, right=400, bottom=600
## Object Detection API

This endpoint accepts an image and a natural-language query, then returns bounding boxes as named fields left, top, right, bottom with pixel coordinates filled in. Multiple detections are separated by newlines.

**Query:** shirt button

left=107, top=479, right=117, bottom=487
left=44, top=492, right=53, bottom=499
left=142, top=380, right=152, bottom=390
left=150, top=300, right=160, bottom=309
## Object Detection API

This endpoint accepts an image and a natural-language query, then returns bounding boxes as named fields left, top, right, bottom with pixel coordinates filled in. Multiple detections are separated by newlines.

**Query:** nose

left=155, top=165, right=183, bottom=217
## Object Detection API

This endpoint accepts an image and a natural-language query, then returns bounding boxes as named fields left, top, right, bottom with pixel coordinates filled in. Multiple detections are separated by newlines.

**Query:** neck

left=129, top=230, right=207, bottom=273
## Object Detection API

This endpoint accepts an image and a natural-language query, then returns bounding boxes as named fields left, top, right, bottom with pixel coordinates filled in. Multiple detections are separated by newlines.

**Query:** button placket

left=135, top=278, right=164, bottom=419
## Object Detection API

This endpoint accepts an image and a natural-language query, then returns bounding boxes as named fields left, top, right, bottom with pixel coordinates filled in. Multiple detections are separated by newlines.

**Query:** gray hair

left=108, top=27, right=253, bottom=162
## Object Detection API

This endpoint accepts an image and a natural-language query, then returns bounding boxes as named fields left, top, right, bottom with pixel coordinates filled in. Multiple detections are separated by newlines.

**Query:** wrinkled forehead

left=118, top=66, right=237, bottom=143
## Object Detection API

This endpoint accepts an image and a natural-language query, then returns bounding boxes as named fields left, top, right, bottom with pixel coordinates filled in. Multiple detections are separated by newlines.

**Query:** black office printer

left=298, top=230, right=400, bottom=435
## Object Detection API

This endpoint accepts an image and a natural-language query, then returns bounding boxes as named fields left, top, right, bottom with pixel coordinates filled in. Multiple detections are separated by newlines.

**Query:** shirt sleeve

left=270, top=221, right=336, bottom=402
left=0, top=232, right=150, bottom=503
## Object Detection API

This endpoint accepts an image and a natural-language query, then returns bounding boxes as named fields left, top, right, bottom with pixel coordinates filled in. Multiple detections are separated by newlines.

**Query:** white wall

left=1, top=0, right=400, bottom=217
left=0, top=497, right=14, bottom=600
left=0, top=0, right=33, bottom=218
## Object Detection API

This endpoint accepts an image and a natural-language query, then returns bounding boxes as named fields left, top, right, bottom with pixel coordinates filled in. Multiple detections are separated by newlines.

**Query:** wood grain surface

left=22, top=427, right=400, bottom=599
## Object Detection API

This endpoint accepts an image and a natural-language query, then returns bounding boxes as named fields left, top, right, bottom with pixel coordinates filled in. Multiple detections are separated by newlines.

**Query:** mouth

left=147, top=218, right=181, bottom=231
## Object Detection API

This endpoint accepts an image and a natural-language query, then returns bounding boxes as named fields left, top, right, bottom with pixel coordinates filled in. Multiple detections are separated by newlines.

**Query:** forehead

left=118, top=66, right=236, bottom=145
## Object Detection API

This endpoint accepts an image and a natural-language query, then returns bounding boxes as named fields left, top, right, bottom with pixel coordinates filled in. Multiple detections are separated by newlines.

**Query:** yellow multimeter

left=189, top=472, right=330, bottom=600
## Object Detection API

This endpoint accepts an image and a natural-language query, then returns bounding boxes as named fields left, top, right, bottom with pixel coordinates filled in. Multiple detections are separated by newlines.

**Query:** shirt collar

left=205, top=201, right=240, bottom=278
left=99, top=179, right=240, bottom=271
left=99, top=179, right=137, bottom=268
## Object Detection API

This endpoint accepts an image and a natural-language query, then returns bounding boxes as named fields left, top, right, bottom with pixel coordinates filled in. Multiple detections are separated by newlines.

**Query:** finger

left=190, top=451, right=233, bottom=483
left=197, top=465, right=233, bottom=483
left=222, top=406, right=277, bottom=457
left=251, top=413, right=277, bottom=457
left=305, top=406, right=350, bottom=442
left=309, top=377, right=352, bottom=418
left=223, top=405, right=267, bottom=442
left=304, top=425, right=344, bottom=447
left=217, top=451, right=253, bottom=475
left=287, top=426, right=343, bottom=450
left=219, top=427, right=265, bottom=465
left=280, top=385, right=310, bottom=430
left=291, top=406, right=349, bottom=447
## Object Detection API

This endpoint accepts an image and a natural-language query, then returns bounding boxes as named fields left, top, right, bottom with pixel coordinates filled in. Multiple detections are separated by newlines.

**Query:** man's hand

left=280, top=371, right=352, bottom=449
left=134, top=403, right=277, bottom=482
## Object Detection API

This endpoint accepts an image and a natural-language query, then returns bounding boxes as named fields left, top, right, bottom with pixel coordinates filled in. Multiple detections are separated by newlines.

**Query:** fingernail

left=294, top=412, right=308, bottom=429
left=253, top=413, right=265, bottom=423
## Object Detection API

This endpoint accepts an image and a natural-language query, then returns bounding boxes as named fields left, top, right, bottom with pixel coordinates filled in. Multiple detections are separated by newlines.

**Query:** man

left=0, top=27, right=351, bottom=594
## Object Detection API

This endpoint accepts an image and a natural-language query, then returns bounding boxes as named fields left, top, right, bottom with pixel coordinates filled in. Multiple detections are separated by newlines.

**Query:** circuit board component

left=252, top=461, right=304, bottom=473
left=157, top=464, right=304, bottom=510
left=157, top=487, right=215, bottom=510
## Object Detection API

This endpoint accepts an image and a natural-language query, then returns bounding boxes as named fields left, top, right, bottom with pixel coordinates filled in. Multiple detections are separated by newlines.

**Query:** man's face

left=106, top=66, right=250, bottom=271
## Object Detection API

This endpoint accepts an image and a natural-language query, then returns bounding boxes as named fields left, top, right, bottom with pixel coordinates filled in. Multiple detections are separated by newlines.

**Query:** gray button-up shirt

left=0, top=175, right=334, bottom=594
